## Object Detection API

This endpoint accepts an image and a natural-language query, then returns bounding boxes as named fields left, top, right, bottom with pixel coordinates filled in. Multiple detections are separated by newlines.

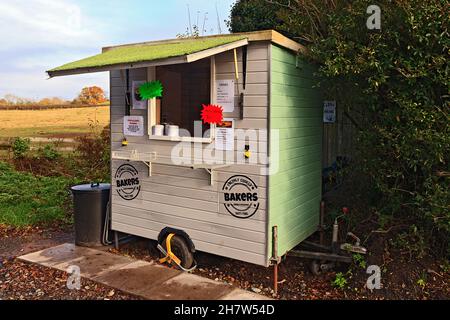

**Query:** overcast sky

left=0, top=0, right=235, bottom=100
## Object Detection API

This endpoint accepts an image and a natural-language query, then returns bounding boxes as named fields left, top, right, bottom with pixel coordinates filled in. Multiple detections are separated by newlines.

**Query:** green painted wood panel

left=269, top=44, right=323, bottom=258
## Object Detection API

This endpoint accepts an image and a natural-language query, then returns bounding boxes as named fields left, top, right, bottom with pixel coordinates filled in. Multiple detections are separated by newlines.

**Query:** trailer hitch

left=340, top=232, right=367, bottom=255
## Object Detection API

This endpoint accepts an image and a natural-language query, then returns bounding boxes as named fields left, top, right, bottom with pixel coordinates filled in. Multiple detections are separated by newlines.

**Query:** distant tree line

left=0, top=86, right=108, bottom=107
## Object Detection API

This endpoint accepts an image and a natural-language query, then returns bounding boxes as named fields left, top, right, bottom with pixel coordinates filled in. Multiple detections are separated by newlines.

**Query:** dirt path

left=0, top=226, right=74, bottom=260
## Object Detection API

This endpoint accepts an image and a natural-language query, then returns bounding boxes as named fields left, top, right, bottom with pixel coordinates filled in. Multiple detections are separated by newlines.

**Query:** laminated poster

left=216, top=79, right=235, bottom=112
left=215, top=119, right=234, bottom=151
left=124, top=116, right=144, bottom=137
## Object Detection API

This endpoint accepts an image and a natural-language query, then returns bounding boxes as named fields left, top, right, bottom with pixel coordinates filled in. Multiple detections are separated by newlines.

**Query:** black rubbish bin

left=71, top=183, right=111, bottom=247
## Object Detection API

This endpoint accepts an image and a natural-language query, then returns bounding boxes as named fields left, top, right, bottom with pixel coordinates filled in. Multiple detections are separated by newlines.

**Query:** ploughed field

left=0, top=106, right=110, bottom=139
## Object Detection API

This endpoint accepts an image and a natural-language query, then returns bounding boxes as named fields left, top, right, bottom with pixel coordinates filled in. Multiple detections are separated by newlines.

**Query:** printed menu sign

left=215, top=119, right=234, bottom=151
left=124, top=116, right=144, bottom=136
left=216, top=79, right=235, bottom=112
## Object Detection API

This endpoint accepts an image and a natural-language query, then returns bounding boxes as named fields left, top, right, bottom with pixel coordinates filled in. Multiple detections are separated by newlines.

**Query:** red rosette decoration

left=201, top=104, right=224, bottom=125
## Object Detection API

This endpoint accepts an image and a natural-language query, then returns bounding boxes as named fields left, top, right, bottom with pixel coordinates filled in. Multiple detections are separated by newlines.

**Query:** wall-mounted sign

left=222, top=175, right=259, bottom=219
left=323, top=101, right=337, bottom=123
left=215, top=119, right=234, bottom=151
left=124, top=116, right=144, bottom=136
left=115, top=164, right=141, bottom=201
left=132, top=80, right=147, bottom=110
left=216, top=79, right=235, bottom=112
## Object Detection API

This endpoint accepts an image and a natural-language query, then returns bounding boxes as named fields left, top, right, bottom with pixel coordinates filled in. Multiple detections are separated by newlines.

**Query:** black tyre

left=162, top=235, right=194, bottom=269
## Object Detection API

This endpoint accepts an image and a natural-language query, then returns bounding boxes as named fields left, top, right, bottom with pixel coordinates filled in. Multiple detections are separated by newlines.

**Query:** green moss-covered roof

left=49, top=36, right=246, bottom=74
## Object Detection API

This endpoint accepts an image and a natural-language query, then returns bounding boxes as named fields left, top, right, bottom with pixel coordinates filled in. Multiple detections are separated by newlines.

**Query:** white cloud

left=0, top=0, right=104, bottom=51
left=0, top=0, right=111, bottom=99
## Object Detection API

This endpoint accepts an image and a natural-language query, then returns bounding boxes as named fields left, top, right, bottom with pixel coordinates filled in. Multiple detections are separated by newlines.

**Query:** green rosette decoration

left=138, top=80, right=163, bottom=100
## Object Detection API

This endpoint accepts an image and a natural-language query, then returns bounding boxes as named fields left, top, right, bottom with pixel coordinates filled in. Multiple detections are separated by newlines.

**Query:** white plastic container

left=165, top=125, right=179, bottom=137
left=152, top=125, right=164, bottom=136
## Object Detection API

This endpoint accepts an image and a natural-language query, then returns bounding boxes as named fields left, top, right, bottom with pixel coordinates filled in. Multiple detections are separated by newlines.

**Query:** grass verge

left=0, top=161, right=76, bottom=227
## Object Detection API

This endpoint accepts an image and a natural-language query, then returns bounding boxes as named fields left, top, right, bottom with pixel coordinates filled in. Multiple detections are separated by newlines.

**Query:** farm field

left=0, top=106, right=110, bottom=138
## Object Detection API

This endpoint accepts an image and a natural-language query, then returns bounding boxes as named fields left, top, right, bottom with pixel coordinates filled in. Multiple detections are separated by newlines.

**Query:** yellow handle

left=159, top=233, right=181, bottom=266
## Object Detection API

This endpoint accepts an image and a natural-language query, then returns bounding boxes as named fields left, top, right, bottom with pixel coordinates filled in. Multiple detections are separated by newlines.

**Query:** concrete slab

left=19, top=243, right=136, bottom=278
left=143, top=272, right=235, bottom=300
left=93, top=262, right=180, bottom=298
left=222, top=289, right=273, bottom=300
left=19, top=243, right=98, bottom=267
left=52, top=252, right=136, bottom=278
left=18, top=243, right=271, bottom=300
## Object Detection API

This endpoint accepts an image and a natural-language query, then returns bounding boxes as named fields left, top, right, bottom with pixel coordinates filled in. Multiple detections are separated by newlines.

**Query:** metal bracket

left=143, top=161, right=152, bottom=177
left=204, top=168, right=215, bottom=186
left=112, top=150, right=156, bottom=177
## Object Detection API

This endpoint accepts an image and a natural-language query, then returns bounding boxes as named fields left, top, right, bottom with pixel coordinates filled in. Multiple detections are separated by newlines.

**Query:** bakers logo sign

left=222, top=175, right=260, bottom=219
left=115, top=164, right=141, bottom=201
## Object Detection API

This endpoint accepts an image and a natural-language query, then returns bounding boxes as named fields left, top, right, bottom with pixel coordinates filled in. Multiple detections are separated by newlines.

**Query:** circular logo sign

left=115, top=164, right=141, bottom=201
left=222, top=175, right=259, bottom=219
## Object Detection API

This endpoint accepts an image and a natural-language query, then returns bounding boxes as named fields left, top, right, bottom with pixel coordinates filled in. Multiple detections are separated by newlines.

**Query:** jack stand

left=114, top=231, right=119, bottom=250
left=270, top=226, right=282, bottom=296
left=319, top=201, right=325, bottom=245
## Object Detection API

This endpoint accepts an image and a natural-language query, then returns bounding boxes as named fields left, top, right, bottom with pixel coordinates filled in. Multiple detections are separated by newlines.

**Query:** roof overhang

left=47, top=38, right=249, bottom=78
left=47, top=30, right=306, bottom=78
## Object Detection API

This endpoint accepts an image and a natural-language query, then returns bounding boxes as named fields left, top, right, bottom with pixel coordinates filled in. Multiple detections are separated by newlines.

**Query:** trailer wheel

left=162, top=234, right=194, bottom=269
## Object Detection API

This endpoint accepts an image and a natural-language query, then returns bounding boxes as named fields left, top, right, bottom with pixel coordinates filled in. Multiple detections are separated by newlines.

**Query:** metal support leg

left=205, top=169, right=214, bottom=186
left=114, top=231, right=119, bottom=250
left=271, top=226, right=281, bottom=296
left=320, top=201, right=325, bottom=245
left=273, top=263, right=278, bottom=296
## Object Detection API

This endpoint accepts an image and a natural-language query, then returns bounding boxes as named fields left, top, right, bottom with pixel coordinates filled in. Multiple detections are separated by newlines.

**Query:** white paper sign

left=124, top=116, right=144, bottom=136
left=132, top=81, right=147, bottom=110
left=216, top=80, right=235, bottom=112
left=323, top=101, right=336, bottom=123
left=215, top=119, right=234, bottom=151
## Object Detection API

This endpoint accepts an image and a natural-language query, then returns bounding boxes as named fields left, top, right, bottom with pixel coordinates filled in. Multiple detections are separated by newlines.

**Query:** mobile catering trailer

left=48, top=30, right=323, bottom=268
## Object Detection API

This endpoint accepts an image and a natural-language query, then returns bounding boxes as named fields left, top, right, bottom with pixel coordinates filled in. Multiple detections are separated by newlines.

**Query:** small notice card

left=124, top=116, right=144, bottom=137
left=216, top=79, right=235, bottom=112
left=323, top=101, right=337, bottom=123
left=215, top=119, right=234, bottom=151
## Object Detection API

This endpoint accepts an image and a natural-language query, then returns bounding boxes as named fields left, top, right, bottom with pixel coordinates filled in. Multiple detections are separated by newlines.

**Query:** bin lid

left=71, top=183, right=111, bottom=194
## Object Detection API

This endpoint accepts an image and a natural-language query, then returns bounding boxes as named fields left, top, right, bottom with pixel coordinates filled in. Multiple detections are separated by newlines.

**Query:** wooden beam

left=186, top=39, right=248, bottom=63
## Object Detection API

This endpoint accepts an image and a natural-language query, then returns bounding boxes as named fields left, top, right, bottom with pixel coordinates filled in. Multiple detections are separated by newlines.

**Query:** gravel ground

left=1, top=224, right=448, bottom=300
left=0, top=225, right=140, bottom=300
left=112, top=236, right=449, bottom=300
left=0, top=259, right=140, bottom=300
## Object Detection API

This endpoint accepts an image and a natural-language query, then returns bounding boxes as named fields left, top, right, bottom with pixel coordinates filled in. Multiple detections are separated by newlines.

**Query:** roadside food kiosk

left=48, top=30, right=323, bottom=269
